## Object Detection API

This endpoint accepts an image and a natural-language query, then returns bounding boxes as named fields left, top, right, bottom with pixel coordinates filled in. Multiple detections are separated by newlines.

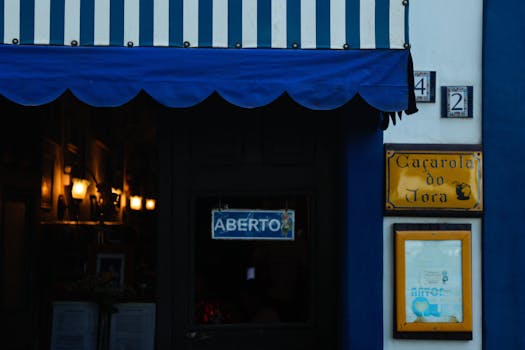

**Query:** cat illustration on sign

left=454, top=182, right=471, bottom=200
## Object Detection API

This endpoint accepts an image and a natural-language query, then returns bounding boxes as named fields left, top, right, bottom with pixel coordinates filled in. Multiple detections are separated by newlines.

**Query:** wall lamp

left=129, top=195, right=143, bottom=211
left=145, top=198, right=156, bottom=211
left=57, top=177, right=90, bottom=222
left=90, top=185, right=123, bottom=222
left=129, top=196, right=156, bottom=211
left=70, top=178, right=89, bottom=221
left=71, top=178, right=90, bottom=200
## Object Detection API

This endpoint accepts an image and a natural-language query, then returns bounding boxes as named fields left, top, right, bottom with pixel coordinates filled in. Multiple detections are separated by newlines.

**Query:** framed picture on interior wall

left=96, top=253, right=125, bottom=289
left=393, top=223, right=472, bottom=340
left=89, top=243, right=134, bottom=290
left=41, top=139, right=56, bottom=210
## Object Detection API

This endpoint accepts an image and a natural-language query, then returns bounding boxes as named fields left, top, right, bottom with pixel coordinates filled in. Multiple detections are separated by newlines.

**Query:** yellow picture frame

left=394, top=224, right=472, bottom=338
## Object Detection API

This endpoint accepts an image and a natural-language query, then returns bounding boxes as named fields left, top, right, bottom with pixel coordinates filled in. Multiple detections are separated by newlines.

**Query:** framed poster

left=394, top=223, right=472, bottom=340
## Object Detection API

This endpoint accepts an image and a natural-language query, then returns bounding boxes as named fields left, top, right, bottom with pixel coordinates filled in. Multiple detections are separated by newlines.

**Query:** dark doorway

left=193, top=194, right=310, bottom=325
left=158, top=93, right=341, bottom=350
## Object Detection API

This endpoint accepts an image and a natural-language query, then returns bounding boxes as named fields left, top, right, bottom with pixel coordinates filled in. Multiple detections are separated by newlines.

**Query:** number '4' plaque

left=441, top=86, right=474, bottom=118
left=413, top=71, right=436, bottom=103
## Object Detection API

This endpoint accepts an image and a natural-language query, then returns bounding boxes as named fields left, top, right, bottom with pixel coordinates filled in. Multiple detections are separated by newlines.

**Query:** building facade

left=0, top=0, right=524, bottom=349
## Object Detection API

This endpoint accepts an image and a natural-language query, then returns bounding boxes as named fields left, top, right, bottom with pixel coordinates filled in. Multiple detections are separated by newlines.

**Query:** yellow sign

left=385, top=147, right=483, bottom=213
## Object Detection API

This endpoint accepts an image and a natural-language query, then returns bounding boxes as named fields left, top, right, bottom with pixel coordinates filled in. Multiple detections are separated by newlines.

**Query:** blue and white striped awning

left=2, top=0, right=408, bottom=49
left=0, top=0, right=416, bottom=118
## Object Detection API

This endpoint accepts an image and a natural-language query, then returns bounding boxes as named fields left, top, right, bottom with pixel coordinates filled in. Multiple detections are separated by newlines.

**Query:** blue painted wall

left=483, top=0, right=525, bottom=348
left=340, top=108, right=384, bottom=350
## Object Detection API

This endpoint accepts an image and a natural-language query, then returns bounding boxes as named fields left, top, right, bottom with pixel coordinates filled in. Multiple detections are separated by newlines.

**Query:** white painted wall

left=383, top=0, right=483, bottom=349
left=384, top=0, right=483, bottom=145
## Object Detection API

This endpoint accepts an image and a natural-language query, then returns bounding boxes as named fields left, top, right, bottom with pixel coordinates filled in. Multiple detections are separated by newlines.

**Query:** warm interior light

left=71, top=178, right=89, bottom=200
left=62, top=173, right=71, bottom=186
left=111, top=187, right=122, bottom=207
left=130, top=195, right=143, bottom=210
left=41, top=180, right=50, bottom=198
left=111, top=188, right=122, bottom=195
left=145, top=198, right=156, bottom=211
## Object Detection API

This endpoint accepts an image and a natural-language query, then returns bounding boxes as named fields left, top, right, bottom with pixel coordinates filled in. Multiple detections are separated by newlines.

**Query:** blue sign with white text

left=212, top=209, right=295, bottom=240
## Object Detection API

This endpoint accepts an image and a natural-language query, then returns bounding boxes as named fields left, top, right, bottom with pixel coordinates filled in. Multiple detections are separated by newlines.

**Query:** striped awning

left=0, top=0, right=416, bottom=118
left=2, top=0, right=409, bottom=49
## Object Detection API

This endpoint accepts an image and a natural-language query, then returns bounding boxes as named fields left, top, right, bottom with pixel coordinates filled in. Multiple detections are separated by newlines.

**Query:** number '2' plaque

left=441, top=86, right=473, bottom=118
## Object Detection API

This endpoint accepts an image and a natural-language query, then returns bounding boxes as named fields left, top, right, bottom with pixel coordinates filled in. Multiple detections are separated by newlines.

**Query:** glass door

left=159, top=96, right=340, bottom=350
left=193, top=195, right=310, bottom=327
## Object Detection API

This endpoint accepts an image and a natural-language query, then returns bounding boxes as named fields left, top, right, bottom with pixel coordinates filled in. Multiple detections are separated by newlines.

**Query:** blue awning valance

left=0, top=45, right=413, bottom=112
left=0, top=0, right=417, bottom=120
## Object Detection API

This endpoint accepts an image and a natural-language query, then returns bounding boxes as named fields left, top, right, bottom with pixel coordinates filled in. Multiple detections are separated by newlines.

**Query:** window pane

left=194, top=195, right=310, bottom=325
